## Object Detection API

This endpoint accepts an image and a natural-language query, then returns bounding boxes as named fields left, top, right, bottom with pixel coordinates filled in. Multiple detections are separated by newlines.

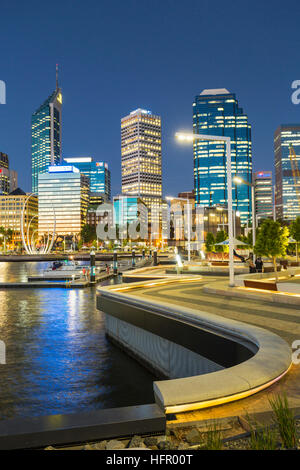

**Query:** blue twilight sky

left=1, top=0, right=300, bottom=196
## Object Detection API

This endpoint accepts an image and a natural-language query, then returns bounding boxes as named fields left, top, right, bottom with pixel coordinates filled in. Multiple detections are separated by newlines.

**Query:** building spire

left=56, top=64, right=59, bottom=90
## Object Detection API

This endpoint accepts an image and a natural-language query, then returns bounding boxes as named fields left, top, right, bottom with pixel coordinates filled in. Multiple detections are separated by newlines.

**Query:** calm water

left=0, top=262, right=155, bottom=420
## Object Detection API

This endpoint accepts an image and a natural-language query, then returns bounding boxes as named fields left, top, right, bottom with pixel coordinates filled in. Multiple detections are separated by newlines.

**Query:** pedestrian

left=246, top=256, right=256, bottom=273
left=255, top=256, right=263, bottom=273
left=106, top=263, right=110, bottom=274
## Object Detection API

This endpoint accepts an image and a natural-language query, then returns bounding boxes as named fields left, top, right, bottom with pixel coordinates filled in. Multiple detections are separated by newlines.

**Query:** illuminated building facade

left=63, top=157, right=111, bottom=200
left=253, top=171, right=273, bottom=222
left=121, top=108, right=162, bottom=223
left=38, top=166, right=89, bottom=237
left=0, top=152, right=18, bottom=195
left=31, top=84, right=62, bottom=193
left=193, top=89, right=252, bottom=225
left=274, top=125, right=300, bottom=221
left=0, top=188, right=38, bottom=243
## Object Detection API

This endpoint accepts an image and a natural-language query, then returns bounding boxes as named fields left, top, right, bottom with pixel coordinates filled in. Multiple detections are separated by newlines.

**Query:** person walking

left=246, top=256, right=256, bottom=273
left=255, top=256, right=263, bottom=273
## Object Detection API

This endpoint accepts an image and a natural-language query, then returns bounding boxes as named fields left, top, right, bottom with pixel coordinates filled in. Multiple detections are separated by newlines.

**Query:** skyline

left=1, top=0, right=300, bottom=197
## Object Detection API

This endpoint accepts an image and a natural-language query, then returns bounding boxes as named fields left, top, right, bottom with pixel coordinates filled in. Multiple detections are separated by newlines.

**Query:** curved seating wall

left=97, top=281, right=291, bottom=414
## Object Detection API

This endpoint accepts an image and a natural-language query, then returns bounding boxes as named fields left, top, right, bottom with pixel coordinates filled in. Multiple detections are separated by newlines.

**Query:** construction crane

left=289, top=144, right=300, bottom=211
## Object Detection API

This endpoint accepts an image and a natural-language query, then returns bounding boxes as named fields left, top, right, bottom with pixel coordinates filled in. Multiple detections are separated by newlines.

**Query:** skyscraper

left=121, top=108, right=162, bottom=223
left=254, top=171, right=273, bottom=222
left=31, top=69, right=62, bottom=193
left=274, top=125, right=300, bottom=221
left=193, top=89, right=252, bottom=225
left=63, top=156, right=111, bottom=200
left=0, top=152, right=18, bottom=195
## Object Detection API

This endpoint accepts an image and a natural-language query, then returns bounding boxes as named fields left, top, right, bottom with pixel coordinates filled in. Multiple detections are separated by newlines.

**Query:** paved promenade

left=124, top=275, right=300, bottom=422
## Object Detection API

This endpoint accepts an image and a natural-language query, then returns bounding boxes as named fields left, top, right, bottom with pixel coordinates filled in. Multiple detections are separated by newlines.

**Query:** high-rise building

left=274, top=125, right=300, bottom=221
left=193, top=89, right=252, bottom=225
left=253, top=171, right=273, bottom=222
left=38, top=166, right=89, bottom=237
left=121, top=108, right=162, bottom=223
left=113, top=195, right=148, bottom=240
left=0, top=152, right=18, bottom=195
left=0, top=188, right=38, bottom=244
left=31, top=72, right=62, bottom=193
left=63, top=156, right=111, bottom=200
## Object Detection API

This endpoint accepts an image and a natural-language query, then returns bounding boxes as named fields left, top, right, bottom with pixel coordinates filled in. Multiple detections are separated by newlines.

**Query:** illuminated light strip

left=238, top=286, right=300, bottom=298
left=164, top=364, right=292, bottom=414
left=111, top=277, right=203, bottom=292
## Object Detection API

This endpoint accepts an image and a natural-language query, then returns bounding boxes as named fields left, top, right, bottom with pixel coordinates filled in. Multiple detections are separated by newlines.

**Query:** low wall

left=97, top=280, right=291, bottom=414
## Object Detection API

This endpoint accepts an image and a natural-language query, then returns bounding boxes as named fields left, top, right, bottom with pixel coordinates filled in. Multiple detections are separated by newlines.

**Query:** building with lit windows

left=38, top=166, right=89, bottom=237
left=0, top=152, right=18, bottom=195
left=274, top=125, right=300, bottom=221
left=0, top=188, right=38, bottom=244
left=121, top=108, right=162, bottom=224
left=253, top=171, right=273, bottom=222
left=31, top=78, right=62, bottom=193
left=193, top=89, right=252, bottom=225
left=63, top=156, right=111, bottom=200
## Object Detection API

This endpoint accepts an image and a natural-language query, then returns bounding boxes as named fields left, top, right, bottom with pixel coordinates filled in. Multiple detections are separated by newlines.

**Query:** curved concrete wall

left=97, top=280, right=291, bottom=414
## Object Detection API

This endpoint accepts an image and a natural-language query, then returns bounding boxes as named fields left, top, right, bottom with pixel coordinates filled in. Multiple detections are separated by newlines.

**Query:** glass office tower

left=63, top=157, right=111, bottom=200
left=31, top=86, right=62, bottom=193
left=193, top=89, right=252, bottom=225
left=274, top=125, right=300, bottom=221
left=38, top=166, right=89, bottom=237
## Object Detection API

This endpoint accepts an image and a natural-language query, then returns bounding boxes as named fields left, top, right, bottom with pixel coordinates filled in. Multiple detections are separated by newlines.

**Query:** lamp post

left=176, top=132, right=235, bottom=287
left=233, top=176, right=256, bottom=257
left=166, top=196, right=191, bottom=263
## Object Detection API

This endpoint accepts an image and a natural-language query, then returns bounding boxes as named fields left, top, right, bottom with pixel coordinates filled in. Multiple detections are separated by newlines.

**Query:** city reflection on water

left=0, top=262, right=155, bottom=420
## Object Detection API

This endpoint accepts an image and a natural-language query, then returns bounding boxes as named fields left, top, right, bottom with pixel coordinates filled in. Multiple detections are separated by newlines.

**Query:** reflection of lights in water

left=67, top=289, right=80, bottom=332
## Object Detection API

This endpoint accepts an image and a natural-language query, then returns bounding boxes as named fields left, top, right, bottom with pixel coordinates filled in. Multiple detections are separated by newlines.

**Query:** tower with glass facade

left=121, top=108, right=162, bottom=223
left=31, top=82, right=62, bottom=193
left=63, top=156, right=111, bottom=200
left=274, top=124, right=300, bottom=221
left=193, top=89, right=252, bottom=225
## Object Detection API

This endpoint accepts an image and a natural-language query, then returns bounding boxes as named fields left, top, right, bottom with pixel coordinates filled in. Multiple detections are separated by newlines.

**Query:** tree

left=81, top=224, right=96, bottom=244
left=254, top=219, right=289, bottom=279
left=290, top=216, right=300, bottom=261
left=215, top=230, right=228, bottom=253
left=205, top=232, right=215, bottom=252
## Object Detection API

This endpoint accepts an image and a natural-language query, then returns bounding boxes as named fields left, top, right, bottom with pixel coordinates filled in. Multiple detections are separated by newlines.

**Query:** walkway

left=124, top=275, right=300, bottom=422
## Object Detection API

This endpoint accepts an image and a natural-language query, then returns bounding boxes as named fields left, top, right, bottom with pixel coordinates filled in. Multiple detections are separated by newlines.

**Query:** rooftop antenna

left=56, top=64, right=59, bottom=90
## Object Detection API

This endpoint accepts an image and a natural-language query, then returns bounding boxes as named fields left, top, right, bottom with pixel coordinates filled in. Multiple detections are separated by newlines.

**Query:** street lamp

left=166, top=195, right=191, bottom=262
left=176, top=132, right=235, bottom=287
left=233, top=176, right=256, bottom=255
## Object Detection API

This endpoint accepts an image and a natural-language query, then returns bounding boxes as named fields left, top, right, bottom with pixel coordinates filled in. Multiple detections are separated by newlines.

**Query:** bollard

left=113, top=250, right=118, bottom=275
left=132, top=249, right=136, bottom=268
left=90, top=250, right=96, bottom=283
left=153, top=250, right=158, bottom=266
